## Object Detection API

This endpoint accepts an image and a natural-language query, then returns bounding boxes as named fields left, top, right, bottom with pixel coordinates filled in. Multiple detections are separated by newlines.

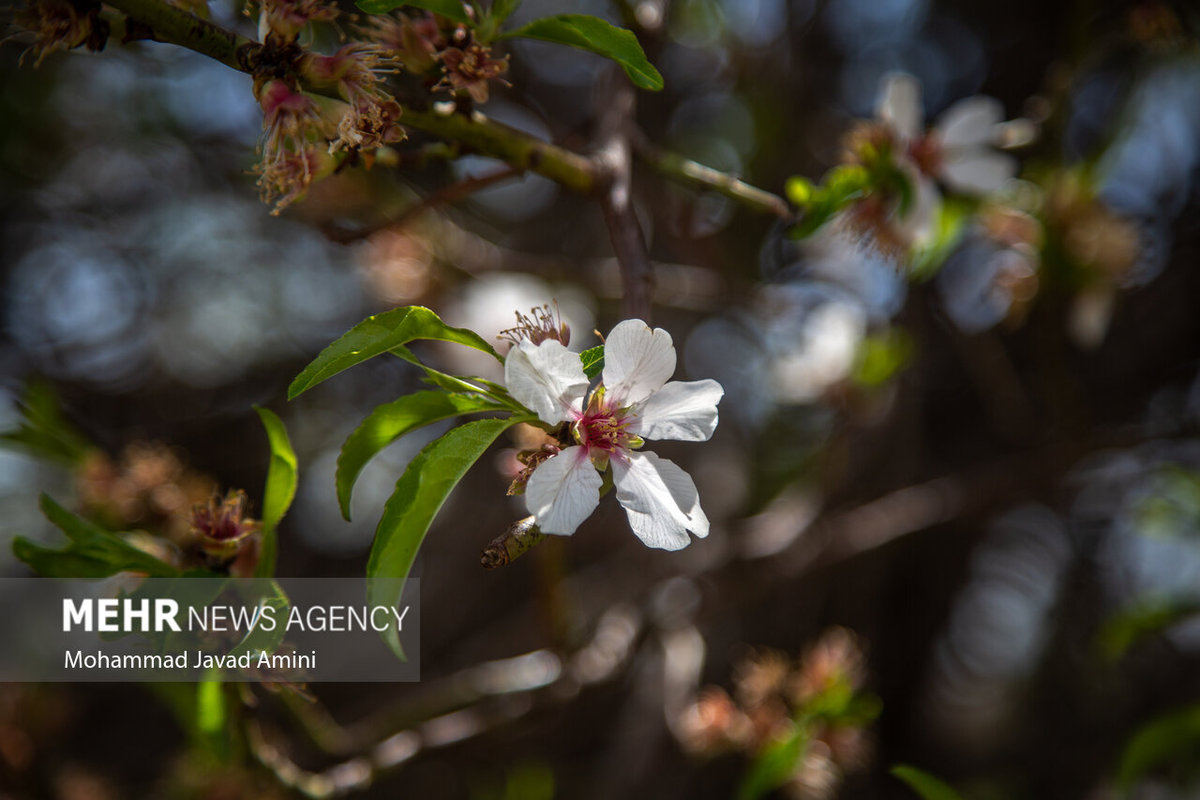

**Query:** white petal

left=936, top=96, right=1005, bottom=149
left=939, top=150, right=1016, bottom=195
left=877, top=72, right=923, bottom=143
left=633, top=380, right=724, bottom=442
left=612, top=450, right=709, bottom=550
left=525, top=446, right=602, bottom=535
left=504, top=339, right=588, bottom=424
left=601, top=320, right=677, bottom=407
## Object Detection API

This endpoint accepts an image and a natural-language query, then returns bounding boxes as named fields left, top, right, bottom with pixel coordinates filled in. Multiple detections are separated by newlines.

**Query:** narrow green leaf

left=579, top=345, right=604, bottom=379
left=500, top=15, right=664, bottom=91
left=367, top=417, right=521, bottom=657
left=13, top=495, right=179, bottom=578
left=337, top=391, right=507, bottom=521
left=1116, top=704, right=1200, bottom=793
left=355, top=0, right=471, bottom=24
left=288, top=306, right=502, bottom=400
left=737, top=726, right=809, bottom=800
left=253, top=407, right=298, bottom=577
left=891, top=765, right=966, bottom=800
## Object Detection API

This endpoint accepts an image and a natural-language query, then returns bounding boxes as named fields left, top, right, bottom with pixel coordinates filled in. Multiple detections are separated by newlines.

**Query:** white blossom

left=877, top=72, right=1020, bottom=196
left=504, top=319, right=723, bottom=550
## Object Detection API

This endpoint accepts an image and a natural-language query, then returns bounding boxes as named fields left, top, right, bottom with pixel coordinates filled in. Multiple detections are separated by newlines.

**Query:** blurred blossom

left=768, top=298, right=865, bottom=405
left=359, top=229, right=435, bottom=304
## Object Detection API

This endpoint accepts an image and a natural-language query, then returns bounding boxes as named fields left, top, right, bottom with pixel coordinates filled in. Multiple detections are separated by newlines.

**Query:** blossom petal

left=602, top=319, right=677, bottom=407
left=936, top=96, right=1005, bottom=149
left=504, top=339, right=588, bottom=424
left=633, top=379, right=724, bottom=442
left=877, top=72, right=922, bottom=143
left=939, top=150, right=1016, bottom=195
left=612, top=450, right=709, bottom=550
left=526, top=446, right=602, bottom=535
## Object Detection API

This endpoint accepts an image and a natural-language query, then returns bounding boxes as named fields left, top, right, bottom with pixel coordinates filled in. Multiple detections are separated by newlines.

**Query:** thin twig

left=633, top=132, right=792, bottom=219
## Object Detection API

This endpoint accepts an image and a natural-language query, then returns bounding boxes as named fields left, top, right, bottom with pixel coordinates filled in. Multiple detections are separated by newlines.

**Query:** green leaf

left=579, top=345, right=604, bottom=380
left=500, top=15, right=663, bottom=91
left=288, top=306, right=502, bottom=400
left=891, top=765, right=966, bottom=800
left=1117, top=704, right=1200, bottom=793
left=195, top=679, right=228, bottom=758
left=338, top=391, right=508, bottom=521
left=0, top=378, right=93, bottom=466
left=355, top=0, right=472, bottom=24
left=13, top=495, right=179, bottom=578
left=737, top=726, right=809, bottom=800
left=367, top=417, right=522, bottom=657
left=253, top=407, right=298, bottom=578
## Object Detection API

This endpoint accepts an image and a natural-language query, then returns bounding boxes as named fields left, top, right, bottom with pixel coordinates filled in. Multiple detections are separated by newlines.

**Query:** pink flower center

left=572, top=393, right=636, bottom=454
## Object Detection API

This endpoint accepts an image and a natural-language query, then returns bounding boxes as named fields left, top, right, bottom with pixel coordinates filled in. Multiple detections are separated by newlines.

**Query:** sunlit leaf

left=254, top=406, right=298, bottom=578
left=355, top=0, right=471, bottom=24
left=288, top=306, right=501, bottom=400
left=336, top=391, right=507, bottom=520
left=891, top=765, right=966, bottom=800
left=367, top=417, right=523, bottom=658
left=500, top=15, right=663, bottom=91
left=13, top=495, right=180, bottom=578
left=1116, top=704, right=1200, bottom=793
left=579, top=345, right=604, bottom=379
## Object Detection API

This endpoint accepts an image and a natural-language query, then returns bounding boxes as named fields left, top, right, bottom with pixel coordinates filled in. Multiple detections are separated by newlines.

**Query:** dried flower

left=191, top=489, right=260, bottom=561
left=252, top=78, right=336, bottom=212
left=12, top=0, right=108, bottom=66
left=438, top=42, right=509, bottom=103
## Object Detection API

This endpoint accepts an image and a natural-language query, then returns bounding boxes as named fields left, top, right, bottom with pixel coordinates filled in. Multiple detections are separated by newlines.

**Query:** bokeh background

left=2, top=0, right=1200, bottom=797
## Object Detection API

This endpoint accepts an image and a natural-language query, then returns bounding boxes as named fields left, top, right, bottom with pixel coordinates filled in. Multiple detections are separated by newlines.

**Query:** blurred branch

left=99, top=0, right=784, bottom=230
left=597, top=74, right=654, bottom=321
left=633, top=134, right=793, bottom=219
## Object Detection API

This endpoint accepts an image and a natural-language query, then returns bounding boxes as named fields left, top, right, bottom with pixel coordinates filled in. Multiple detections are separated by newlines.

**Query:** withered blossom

left=438, top=42, right=509, bottom=104
left=191, top=489, right=261, bottom=561
left=12, top=0, right=108, bottom=67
